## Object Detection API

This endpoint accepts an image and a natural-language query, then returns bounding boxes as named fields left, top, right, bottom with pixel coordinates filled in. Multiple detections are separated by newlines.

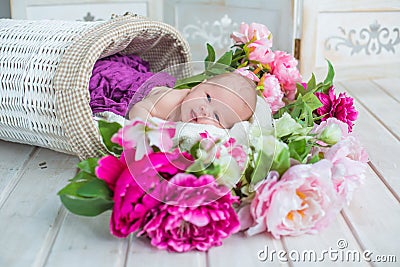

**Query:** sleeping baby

left=128, top=72, right=257, bottom=129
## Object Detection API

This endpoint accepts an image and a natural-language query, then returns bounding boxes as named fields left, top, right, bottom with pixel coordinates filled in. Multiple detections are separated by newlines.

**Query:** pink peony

left=96, top=153, right=159, bottom=237
left=236, top=67, right=260, bottom=82
left=230, top=22, right=272, bottom=46
left=95, top=149, right=193, bottom=238
left=139, top=174, right=240, bottom=252
left=247, top=41, right=275, bottom=65
left=315, top=87, right=358, bottom=132
left=259, top=73, right=285, bottom=113
left=237, top=171, right=279, bottom=234
left=324, top=135, right=368, bottom=205
left=245, top=160, right=340, bottom=238
left=270, top=51, right=302, bottom=100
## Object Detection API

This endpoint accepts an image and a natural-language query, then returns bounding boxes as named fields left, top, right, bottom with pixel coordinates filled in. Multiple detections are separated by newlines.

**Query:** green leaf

left=76, top=178, right=112, bottom=198
left=77, top=157, right=99, bottom=175
left=59, top=194, right=113, bottom=217
left=58, top=180, right=113, bottom=216
left=205, top=43, right=216, bottom=69
left=308, top=154, right=321, bottom=164
left=174, top=73, right=208, bottom=89
left=206, top=67, right=229, bottom=75
left=250, top=151, right=272, bottom=185
left=323, top=60, right=335, bottom=86
left=307, top=73, right=316, bottom=90
left=274, top=112, right=303, bottom=138
left=98, top=120, right=123, bottom=155
left=296, top=83, right=307, bottom=97
left=215, top=51, right=233, bottom=67
left=69, top=170, right=96, bottom=183
left=288, top=139, right=311, bottom=163
left=271, top=148, right=290, bottom=176
left=186, top=159, right=206, bottom=175
left=302, top=93, right=323, bottom=112
left=204, top=164, right=221, bottom=177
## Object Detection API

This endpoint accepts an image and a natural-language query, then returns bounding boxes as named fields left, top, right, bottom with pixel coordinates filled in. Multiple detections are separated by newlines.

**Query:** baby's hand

left=128, top=102, right=152, bottom=121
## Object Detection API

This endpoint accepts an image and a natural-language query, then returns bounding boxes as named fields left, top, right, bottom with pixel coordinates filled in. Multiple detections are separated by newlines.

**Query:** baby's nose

left=199, top=105, right=210, bottom=116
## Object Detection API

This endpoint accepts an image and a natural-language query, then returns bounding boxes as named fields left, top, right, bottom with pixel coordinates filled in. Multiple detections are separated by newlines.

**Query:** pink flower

left=315, top=87, right=358, bottom=132
left=236, top=67, right=260, bottom=82
left=324, top=136, right=368, bottom=205
left=245, top=160, right=339, bottom=238
left=223, top=137, right=247, bottom=170
left=311, top=118, right=349, bottom=146
left=231, top=22, right=274, bottom=65
left=231, top=22, right=272, bottom=46
left=96, top=154, right=126, bottom=191
left=271, top=51, right=302, bottom=100
left=95, top=153, right=159, bottom=237
left=95, top=149, right=193, bottom=238
left=247, top=41, right=275, bottom=65
left=112, top=118, right=176, bottom=160
left=139, top=174, right=240, bottom=252
left=259, top=73, right=285, bottom=113
left=126, top=148, right=194, bottom=195
left=237, top=171, right=279, bottom=234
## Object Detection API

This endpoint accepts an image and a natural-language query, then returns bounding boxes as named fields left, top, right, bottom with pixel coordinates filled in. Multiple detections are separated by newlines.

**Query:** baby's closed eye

left=207, top=94, right=221, bottom=121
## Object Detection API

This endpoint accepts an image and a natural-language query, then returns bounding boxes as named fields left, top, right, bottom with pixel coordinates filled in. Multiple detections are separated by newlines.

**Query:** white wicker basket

left=0, top=14, right=191, bottom=159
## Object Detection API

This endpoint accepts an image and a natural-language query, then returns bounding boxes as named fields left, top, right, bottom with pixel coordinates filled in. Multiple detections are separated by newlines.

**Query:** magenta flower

left=95, top=149, right=193, bottom=238
left=270, top=51, right=302, bottom=100
left=96, top=153, right=159, bottom=237
left=139, top=174, right=240, bottom=252
left=315, top=87, right=358, bottom=132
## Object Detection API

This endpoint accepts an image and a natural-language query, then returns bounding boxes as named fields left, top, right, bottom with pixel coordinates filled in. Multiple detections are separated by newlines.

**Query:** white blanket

left=94, top=96, right=273, bottom=151
left=173, top=95, right=273, bottom=150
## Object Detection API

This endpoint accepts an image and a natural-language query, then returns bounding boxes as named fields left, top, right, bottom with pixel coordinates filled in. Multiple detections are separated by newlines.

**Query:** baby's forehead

left=212, top=75, right=256, bottom=97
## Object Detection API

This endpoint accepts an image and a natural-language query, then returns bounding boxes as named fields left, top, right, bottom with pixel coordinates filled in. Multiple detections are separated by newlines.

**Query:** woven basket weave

left=0, top=14, right=191, bottom=159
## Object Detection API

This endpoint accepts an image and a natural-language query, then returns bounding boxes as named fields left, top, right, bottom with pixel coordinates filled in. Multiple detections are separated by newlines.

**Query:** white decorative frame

left=300, top=0, right=400, bottom=81
left=10, top=0, right=163, bottom=21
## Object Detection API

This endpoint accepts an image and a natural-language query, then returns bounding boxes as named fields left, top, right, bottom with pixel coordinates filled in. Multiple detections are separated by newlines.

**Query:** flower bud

left=318, top=123, right=342, bottom=145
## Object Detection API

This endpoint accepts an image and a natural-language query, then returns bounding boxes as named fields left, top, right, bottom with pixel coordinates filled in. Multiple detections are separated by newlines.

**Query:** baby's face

left=180, top=80, right=254, bottom=129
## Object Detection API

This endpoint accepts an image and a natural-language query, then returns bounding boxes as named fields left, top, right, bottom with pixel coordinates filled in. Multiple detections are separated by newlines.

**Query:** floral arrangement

left=58, top=22, right=368, bottom=252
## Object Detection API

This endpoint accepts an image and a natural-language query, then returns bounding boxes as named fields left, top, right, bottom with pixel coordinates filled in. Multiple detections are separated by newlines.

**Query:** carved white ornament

left=182, top=14, right=239, bottom=49
left=325, top=21, right=400, bottom=55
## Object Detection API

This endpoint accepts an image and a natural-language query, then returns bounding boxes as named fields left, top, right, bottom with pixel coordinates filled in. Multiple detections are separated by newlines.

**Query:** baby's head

left=180, top=72, right=257, bottom=129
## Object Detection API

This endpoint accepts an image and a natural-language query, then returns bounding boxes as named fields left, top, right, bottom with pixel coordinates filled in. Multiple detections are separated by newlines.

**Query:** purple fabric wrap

left=88, top=53, right=176, bottom=117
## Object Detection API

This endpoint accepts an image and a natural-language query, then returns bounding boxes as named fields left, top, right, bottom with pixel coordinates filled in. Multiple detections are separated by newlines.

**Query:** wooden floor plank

left=282, top=216, right=369, bottom=266
left=341, top=166, right=400, bottom=265
left=340, top=80, right=400, bottom=140
left=208, top=233, right=289, bottom=267
left=45, top=211, right=129, bottom=267
left=371, top=78, right=400, bottom=103
left=127, top=236, right=207, bottom=267
left=0, top=140, right=36, bottom=204
left=336, top=82, right=400, bottom=199
left=0, top=147, right=78, bottom=267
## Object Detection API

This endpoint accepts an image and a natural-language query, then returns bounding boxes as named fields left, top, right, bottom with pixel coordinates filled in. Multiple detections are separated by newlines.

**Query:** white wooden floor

left=0, top=78, right=399, bottom=267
